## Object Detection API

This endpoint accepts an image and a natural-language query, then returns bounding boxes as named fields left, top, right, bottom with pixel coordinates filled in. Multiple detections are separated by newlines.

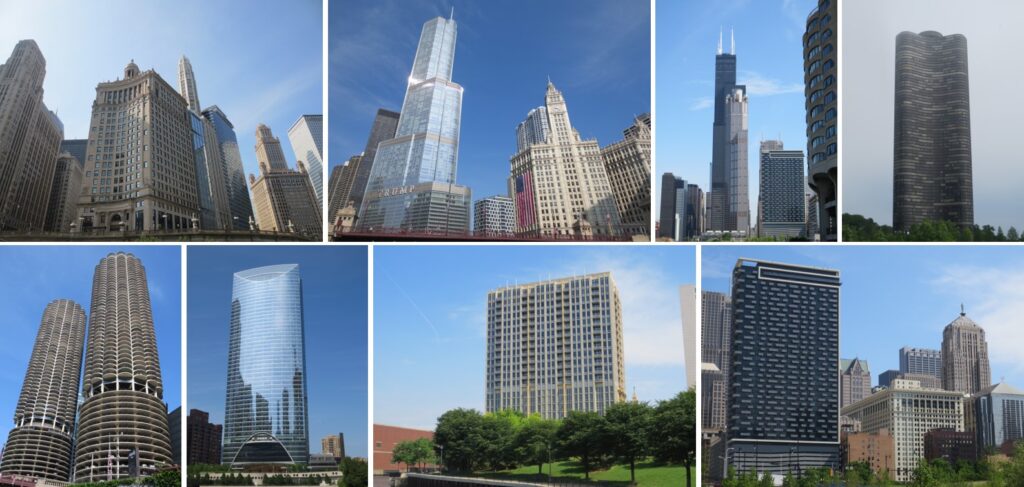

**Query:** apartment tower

left=804, top=0, right=837, bottom=240
left=757, top=141, right=806, bottom=238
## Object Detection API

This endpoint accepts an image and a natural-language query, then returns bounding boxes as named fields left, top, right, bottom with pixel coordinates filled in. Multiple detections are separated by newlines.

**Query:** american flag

left=515, top=171, right=536, bottom=229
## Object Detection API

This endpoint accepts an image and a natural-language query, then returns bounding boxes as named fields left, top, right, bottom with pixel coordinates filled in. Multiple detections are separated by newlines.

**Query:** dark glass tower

left=348, top=109, right=400, bottom=213
left=804, top=0, right=837, bottom=241
left=708, top=30, right=747, bottom=232
left=892, top=31, right=973, bottom=231
left=726, top=259, right=840, bottom=477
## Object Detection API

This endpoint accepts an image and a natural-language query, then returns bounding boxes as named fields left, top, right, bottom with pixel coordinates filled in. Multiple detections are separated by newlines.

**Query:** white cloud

left=739, top=71, right=804, bottom=96
left=930, top=265, right=1024, bottom=381
left=690, top=96, right=714, bottom=111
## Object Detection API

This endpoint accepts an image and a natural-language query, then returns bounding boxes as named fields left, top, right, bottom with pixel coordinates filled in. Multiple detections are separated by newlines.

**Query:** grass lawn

left=477, top=459, right=695, bottom=486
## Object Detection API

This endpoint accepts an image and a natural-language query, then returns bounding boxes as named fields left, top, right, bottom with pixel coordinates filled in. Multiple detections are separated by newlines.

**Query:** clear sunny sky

left=0, top=0, right=322, bottom=181
left=0, top=246, right=181, bottom=446
left=374, top=245, right=694, bottom=430
left=186, top=246, right=369, bottom=458
left=330, top=0, right=651, bottom=202
left=656, top=0, right=815, bottom=226
left=702, top=245, right=1024, bottom=389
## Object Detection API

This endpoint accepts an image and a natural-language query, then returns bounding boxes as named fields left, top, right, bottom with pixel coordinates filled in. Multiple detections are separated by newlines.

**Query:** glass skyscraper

left=358, top=15, right=471, bottom=233
left=288, top=115, right=324, bottom=207
left=203, top=106, right=254, bottom=230
left=222, top=264, right=309, bottom=467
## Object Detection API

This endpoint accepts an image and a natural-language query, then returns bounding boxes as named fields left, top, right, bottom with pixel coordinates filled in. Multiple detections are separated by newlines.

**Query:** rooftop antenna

left=731, top=27, right=735, bottom=54
left=449, top=6, right=454, bottom=20
left=717, top=26, right=723, bottom=55
left=960, top=303, right=965, bottom=316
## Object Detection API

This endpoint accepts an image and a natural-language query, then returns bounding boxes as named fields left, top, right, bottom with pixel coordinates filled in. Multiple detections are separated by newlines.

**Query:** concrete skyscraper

left=485, top=272, right=626, bottom=419
left=473, top=195, right=515, bottom=236
left=359, top=16, right=471, bottom=233
left=900, top=346, right=942, bottom=380
left=941, top=308, right=991, bottom=395
left=347, top=109, right=400, bottom=214
left=203, top=106, right=255, bottom=230
left=681, top=285, right=697, bottom=389
left=725, top=259, right=841, bottom=476
left=601, top=113, right=652, bottom=238
left=0, top=300, right=86, bottom=481
left=707, top=30, right=748, bottom=234
left=223, top=264, right=309, bottom=467
left=0, top=40, right=63, bottom=232
left=77, top=61, right=199, bottom=232
left=510, top=81, right=622, bottom=237
left=804, top=0, right=837, bottom=240
left=840, top=358, right=871, bottom=409
left=892, top=31, right=973, bottom=231
left=178, top=56, right=202, bottom=113
left=44, top=152, right=84, bottom=232
left=757, top=141, right=806, bottom=238
left=249, top=124, right=322, bottom=237
left=74, top=253, right=172, bottom=482
left=701, top=290, right=731, bottom=433
left=288, top=115, right=324, bottom=207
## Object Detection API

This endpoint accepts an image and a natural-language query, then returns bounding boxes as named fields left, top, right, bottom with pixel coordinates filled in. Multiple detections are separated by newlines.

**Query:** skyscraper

left=515, top=107, right=549, bottom=153
left=601, top=113, right=652, bottom=238
left=510, top=81, right=622, bottom=237
left=970, top=383, right=1024, bottom=451
left=892, top=31, right=973, bottom=231
left=0, top=40, right=63, bottom=232
left=726, top=259, right=840, bottom=476
left=203, top=106, right=255, bottom=230
left=288, top=115, right=324, bottom=207
left=223, top=264, right=309, bottom=467
left=321, top=434, right=345, bottom=459
left=359, top=16, right=471, bottom=233
left=473, top=195, right=515, bottom=236
left=75, top=253, right=172, bottom=482
left=178, top=55, right=202, bottom=113
left=348, top=109, right=400, bottom=213
left=77, top=61, right=199, bottom=232
left=840, top=358, right=872, bottom=409
left=189, top=110, right=231, bottom=230
left=702, top=290, right=731, bottom=434
left=757, top=141, right=806, bottom=238
left=44, top=152, right=84, bottom=232
left=941, top=309, right=991, bottom=395
left=187, top=409, right=223, bottom=466
left=659, top=173, right=704, bottom=241
left=249, top=125, right=322, bottom=237
left=708, top=30, right=748, bottom=233
left=60, top=139, right=89, bottom=168
left=899, top=346, right=942, bottom=380
left=485, top=272, right=626, bottom=419
left=878, top=369, right=900, bottom=389
left=680, top=285, right=697, bottom=389
left=804, top=0, right=837, bottom=240
left=0, top=300, right=86, bottom=481
left=328, top=156, right=360, bottom=227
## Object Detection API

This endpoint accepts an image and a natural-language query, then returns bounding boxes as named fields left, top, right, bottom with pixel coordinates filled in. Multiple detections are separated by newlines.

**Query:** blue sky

left=330, top=0, right=650, bottom=201
left=186, top=245, right=368, bottom=458
left=374, top=245, right=693, bottom=430
left=0, top=0, right=322, bottom=180
left=656, top=0, right=814, bottom=225
left=702, top=245, right=1024, bottom=389
left=0, top=246, right=181, bottom=446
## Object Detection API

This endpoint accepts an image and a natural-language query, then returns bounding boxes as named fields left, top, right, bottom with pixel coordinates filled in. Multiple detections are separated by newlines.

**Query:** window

left=810, top=105, right=824, bottom=117
left=825, top=108, right=836, bottom=121
left=824, top=91, right=836, bottom=104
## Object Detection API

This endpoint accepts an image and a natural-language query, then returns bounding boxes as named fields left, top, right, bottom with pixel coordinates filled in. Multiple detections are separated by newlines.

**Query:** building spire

left=449, top=5, right=454, bottom=20
left=731, top=27, right=735, bottom=54
left=961, top=303, right=965, bottom=316
left=717, top=26, right=723, bottom=55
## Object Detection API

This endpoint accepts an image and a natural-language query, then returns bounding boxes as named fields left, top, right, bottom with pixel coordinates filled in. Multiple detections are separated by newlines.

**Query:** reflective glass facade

left=190, top=111, right=217, bottom=229
left=223, top=264, right=309, bottom=466
left=203, top=106, right=254, bottom=230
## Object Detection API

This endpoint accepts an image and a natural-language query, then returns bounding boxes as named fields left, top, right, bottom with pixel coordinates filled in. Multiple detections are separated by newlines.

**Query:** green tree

left=513, top=414, right=559, bottom=474
left=649, top=389, right=697, bottom=487
left=411, top=437, right=437, bottom=471
left=340, top=457, right=368, bottom=487
left=555, top=410, right=609, bottom=480
left=480, top=409, right=525, bottom=470
left=391, top=440, right=418, bottom=472
left=434, top=408, right=485, bottom=472
left=1009, top=226, right=1020, bottom=241
left=604, top=401, right=653, bottom=483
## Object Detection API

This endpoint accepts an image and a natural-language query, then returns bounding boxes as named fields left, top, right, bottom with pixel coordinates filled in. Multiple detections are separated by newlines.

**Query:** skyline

left=0, top=0, right=322, bottom=183
left=374, top=246, right=692, bottom=430
left=0, top=246, right=181, bottom=447
left=330, top=0, right=651, bottom=204
left=702, top=246, right=1024, bottom=391
left=186, top=246, right=369, bottom=459
left=656, top=0, right=815, bottom=229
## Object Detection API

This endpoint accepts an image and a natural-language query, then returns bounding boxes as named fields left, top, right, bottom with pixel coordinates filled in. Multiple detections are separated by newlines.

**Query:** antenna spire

left=731, top=27, right=735, bottom=54
left=961, top=303, right=965, bottom=316
left=449, top=5, right=454, bottom=20
left=717, top=26, right=723, bottom=55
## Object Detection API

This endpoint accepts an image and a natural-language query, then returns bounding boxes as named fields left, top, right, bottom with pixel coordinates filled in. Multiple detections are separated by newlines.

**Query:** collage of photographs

left=0, top=1, right=1021, bottom=487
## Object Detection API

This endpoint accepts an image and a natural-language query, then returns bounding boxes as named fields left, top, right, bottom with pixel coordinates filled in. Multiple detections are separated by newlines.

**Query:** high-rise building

left=486, top=272, right=626, bottom=419
left=658, top=174, right=703, bottom=241
left=203, top=106, right=254, bottom=230
left=44, top=152, right=84, bottom=232
left=878, top=369, right=900, bottom=389
left=288, top=115, right=324, bottom=207
left=187, top=409, right=223, bottom=466
left=899, top=346, right=942, bottom=379
left=328, top=156, right=360, bottom=227
left=189, top=110, right=231, bottom=230
left=804, top=0, right=837, bottom=240
left=707, top=30, right=748, bottom=233
left=359, top=16, right=471, bottom=233
left=601, top=113, right=651, bottom=238
left=892, top=31, right=973, bottom=231
left=178, top=56, right=202, bottom=113
left=701, top=290, right=732, bottom=435
left=75, top=253, right=172, bottom=482
left=77, top=61, right=199, bottom=232
left=60, top=139, right=88, bottom=168
left=249, top=125, right=322, bottom=237
left=0, top=300, right=86, bottom=481
left=680, top=285, right=697, bottom=389
left=840, top=358, right=872, bottom=409
left=473, top=195, right=515, bottom=236
left=509, top=81, right=621, bottom=237
left=969, top=383, right=1024, bottom=452
left=0, top=40, right=63, bottom=232
left=321, top=433, right=345, bottom=459
left=169, top=407, right=182, bottom=466
left=805, top=181, right=819, bottom=240
left=757, top=141, right=806, bottom=238
left=726, top=259, right=840, bottom=476
left=223, top=264, right=309, bottom=467
left=515, top=107, right=549, bottom=153
left=348, top=109, right=399, bottom=213
left=941, top=309, right=991, bottom=395
left=842, top=379, right=965, bottom=482
left=702, top=363, right=727, bottom=431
